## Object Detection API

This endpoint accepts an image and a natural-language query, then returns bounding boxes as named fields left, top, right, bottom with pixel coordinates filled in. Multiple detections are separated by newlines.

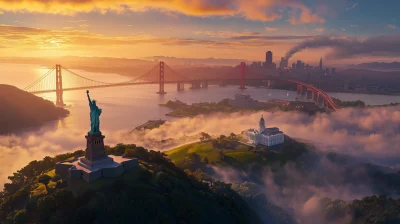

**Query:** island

left=166, top=132, right=309, bottom=173
left=332, top=97, right=399, bottom=108
left=132, top=119, right=166, bottom=131
left=160, top=95, right=400, bottom=118
left=0, top=84, right=69, bottom=134
left=160, top=95, right=325, bottom=118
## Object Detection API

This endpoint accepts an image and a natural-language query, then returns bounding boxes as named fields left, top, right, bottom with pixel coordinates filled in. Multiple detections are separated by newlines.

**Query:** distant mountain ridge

left=352, top=62, right=400, bottom=70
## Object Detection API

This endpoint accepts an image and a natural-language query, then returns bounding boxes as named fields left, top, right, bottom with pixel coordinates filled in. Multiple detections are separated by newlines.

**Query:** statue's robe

left=89, top=104, right=102, bottom=133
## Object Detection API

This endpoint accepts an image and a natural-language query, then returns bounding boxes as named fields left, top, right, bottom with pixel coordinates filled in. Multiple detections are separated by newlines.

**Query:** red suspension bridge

left=24, top=62, right=340, bottom=110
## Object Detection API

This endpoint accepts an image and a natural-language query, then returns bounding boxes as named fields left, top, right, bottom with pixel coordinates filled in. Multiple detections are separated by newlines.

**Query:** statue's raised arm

left=86, top=90, right=92, bottom=106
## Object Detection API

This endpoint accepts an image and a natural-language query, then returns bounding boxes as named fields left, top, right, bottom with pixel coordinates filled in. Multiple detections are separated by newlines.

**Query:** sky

left=0, top=0, right=400, bottom=65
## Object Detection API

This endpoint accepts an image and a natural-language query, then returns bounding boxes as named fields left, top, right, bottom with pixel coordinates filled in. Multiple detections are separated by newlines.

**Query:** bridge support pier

left=306, top=89, right=313, bottom=100
left=297, top=85, right=305, bottom=96
left=190, top=80, right=201, bottom=89
left=177, top=82, right=184, bottom=91
left=239, top=62, right=246, bottom=89
left=157, top=61, right=166, bottom=95
left=201, top=81, right=208, bottom=88
left=313, top=91, right=318, bottom=102
left=267, top=80, right=271, bottom=89
left=55, top=64, right=65, bottom=107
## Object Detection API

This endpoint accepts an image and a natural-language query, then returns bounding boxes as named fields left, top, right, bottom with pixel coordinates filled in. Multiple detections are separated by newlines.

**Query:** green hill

left=166, top=134, right=309, bottom=172
left=0, top=84, right=69, bottom=134
left=0, top=144, right=262, bottom=224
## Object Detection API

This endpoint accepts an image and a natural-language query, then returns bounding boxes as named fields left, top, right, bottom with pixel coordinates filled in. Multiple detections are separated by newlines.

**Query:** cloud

left=0, top=0, right=324, bottom=24
left=315, top=27, right=325, bottom=32
left=265, top=26, right=277, bottom=32
left=193, top=30, right=262, bottom=39
left=259, top=156, right=375, bottom=223
left=0, top=24, right=228, bottom=49
left=229, top=34, right=313, bottom=41
left=2, top=106, right=400, bottom=189
left=285, top=34, right=400, bottom=59
left=387, top=24, right=397, bottom=30
left=0, top=24, right=302, bottom=53
left=67, top=20, right=87, bottom=23
left=346, top=2, right=358, bottom=10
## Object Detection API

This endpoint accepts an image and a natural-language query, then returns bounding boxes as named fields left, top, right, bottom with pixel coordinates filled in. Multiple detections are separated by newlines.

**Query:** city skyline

left=1, top=0, right=400, bottom=64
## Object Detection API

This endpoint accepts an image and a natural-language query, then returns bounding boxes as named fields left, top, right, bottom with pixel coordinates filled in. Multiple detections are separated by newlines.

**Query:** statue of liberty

left=86, top=90, right=102, bottom=134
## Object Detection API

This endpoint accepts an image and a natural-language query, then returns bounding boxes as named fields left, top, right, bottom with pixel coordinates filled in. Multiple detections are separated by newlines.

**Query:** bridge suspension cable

left=121, top=62, right=161, bottom=84
left=61, top=66, right=112, bottom=85
left=23, top=66, right=56, bottom=92
left=164, top=63, right=192, bottom=81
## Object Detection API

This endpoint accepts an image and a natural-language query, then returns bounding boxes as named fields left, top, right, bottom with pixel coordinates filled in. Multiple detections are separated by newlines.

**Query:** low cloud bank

left=1, top=106, right=400, bottom=190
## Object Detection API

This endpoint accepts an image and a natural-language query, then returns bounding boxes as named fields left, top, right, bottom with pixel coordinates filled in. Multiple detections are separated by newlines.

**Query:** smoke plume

left=285, top=35, right=400, bottom=60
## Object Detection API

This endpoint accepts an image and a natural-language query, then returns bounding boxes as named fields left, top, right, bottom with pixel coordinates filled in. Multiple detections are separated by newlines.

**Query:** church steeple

left=259, top=115, right=266, bottom=133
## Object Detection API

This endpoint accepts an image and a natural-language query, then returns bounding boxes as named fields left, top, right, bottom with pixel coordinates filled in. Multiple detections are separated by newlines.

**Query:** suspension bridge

left=23, top=62, right=340, bottom=110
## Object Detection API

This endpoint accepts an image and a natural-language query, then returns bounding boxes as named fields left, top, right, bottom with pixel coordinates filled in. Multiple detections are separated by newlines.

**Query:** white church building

left=243, top=115, right=284, bottom=146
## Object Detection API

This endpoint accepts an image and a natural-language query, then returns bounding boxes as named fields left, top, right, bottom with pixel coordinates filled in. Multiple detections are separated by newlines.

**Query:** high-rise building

left=331, top=68, right=336, bottom=74
left=325, top=68, right=330, bottom=75
left=319, top=57, right=323, bottom=70
left=292, top=63, right=296, bottom=70
left=296, top=60, right=303, bottom=69
left=266, top=51, right=273, bottom=65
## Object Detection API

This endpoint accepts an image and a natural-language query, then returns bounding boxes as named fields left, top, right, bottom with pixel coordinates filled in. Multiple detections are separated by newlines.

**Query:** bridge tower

left=239, top=62, right=246, bottom=89
left=157, top=61, right=166, bottom=94
left=55, top=64, right=65, bottom=107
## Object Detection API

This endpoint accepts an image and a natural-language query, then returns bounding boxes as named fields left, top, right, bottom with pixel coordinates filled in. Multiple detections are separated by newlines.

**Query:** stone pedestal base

left=55, top=132, right=139, bottom=183
left=78, top=156, right=114, bottom=169
left=56, top=155, right=138, bottom=183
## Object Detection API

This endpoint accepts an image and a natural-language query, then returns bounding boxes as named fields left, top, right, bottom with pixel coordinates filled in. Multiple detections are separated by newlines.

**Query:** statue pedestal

left=79, top=133, right=113, bottom=168
left=84, top=133, right=107, bottom=161
left=55, top=131, right=139, bottom=182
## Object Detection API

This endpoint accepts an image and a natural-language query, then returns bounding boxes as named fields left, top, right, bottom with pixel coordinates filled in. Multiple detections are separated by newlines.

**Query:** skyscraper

left=319, top=57, right=323, bottom=70
left=266, top=51, right=273, bottom=65
left=296, top=60, right=302, bottom=69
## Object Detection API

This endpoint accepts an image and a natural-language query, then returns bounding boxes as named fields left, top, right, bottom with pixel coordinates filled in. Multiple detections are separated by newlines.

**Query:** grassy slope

left=166, top=136, right=309, bottom=170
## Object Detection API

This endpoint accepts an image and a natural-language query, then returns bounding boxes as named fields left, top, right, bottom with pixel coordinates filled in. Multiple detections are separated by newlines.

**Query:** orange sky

left=1, top=0, right=400, bottom=65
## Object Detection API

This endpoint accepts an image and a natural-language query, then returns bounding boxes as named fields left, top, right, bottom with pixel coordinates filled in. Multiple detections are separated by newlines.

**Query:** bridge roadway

left=29, top=76, right=340, bottom=111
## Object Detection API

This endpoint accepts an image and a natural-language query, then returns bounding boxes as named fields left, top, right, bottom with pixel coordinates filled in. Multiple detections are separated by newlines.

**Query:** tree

left=199, top=132, right=212, bottom=142
left=13, top=209, right=27, bottom=224
left=37, top=195, right=57, bottom=218
left=38, top=174, right=51, bottom=185
left=219, top=151, right=225, bottom=160
left=203, top=157, right=209, bottom=164
left=124, top=147, right=148, bottom=160
left=188, top=153, right=201, bottom=164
